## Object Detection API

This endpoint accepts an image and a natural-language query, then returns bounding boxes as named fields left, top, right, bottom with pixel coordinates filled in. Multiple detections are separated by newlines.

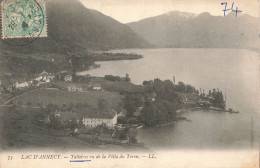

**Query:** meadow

left=12, top=88, right=124, bottom=108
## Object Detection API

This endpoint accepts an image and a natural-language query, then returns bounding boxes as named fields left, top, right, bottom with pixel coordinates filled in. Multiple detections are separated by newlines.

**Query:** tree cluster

left=207, top=89, right=226, bottom=110
left=140, top=79, right=183, bottom=126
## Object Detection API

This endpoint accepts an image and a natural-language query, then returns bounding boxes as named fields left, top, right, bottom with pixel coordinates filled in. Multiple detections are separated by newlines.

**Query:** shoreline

left=92, top=52, right=143, bottom=62
left=148, top=107, right=240, bottom=128
left=148, top=116, right=192, bottom=127
left=176, top=107, right=239, bottom=114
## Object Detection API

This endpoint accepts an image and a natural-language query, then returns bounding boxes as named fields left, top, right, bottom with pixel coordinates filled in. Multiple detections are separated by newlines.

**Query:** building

left=67, top=84, right=90, bottom=92
left=118, top=109, right=127, bottom=118
left=133, top=107, right=143, bottom=117
left=92, top=84, right=102, bottom=91
left=34, top=71, right=54, bottom=83
left=45, top=111, right=79, bottom=126
left=68, top=84, right=83, bottom=92
left=15, top=81, right=29, bottom=89
left=34, top=76, right=42, bottom=82
left=80, top=109, right=117, bottom=129
left=1, top=80, right=14, bottom=92
left=64, top=75, right=72, bottom=82
left=147, top=92, right=156, bottom=102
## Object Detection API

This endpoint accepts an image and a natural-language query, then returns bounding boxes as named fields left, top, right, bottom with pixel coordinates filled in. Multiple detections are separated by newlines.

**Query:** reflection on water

left=78, top=48, right=260, bottom=149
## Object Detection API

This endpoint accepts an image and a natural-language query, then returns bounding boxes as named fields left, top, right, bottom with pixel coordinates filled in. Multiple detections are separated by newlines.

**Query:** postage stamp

left=1, top=0, right=47, bottom=39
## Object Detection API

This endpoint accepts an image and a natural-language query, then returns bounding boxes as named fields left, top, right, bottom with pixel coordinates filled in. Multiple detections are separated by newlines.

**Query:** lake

left=78, top=48, right=260, bottom=150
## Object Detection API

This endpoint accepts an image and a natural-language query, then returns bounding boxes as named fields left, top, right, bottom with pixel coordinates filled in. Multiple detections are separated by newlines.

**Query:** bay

left=78, top=48, right=260, bottom=149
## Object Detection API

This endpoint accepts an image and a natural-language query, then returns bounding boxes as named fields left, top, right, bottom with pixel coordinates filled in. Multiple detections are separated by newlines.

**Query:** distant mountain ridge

left=128, top=11, right=260, bottom=48
left=165, top=11, right=198, bottom=18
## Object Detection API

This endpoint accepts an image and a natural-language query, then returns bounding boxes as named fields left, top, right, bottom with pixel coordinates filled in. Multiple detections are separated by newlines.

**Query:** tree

left=140, top=101, right=157, bottom=125
left=46, top=103, right=59, bottom=114
left=185, top=84, right=193, bottom=93
left=140, top=100, right=178, bottom=126
left=64, top=118, right=78, bottom=130
left=48, top=115, right=62, bottom=129
left=124, top=93, right=144, bottom=117
left=211, top=91, right=226, bottom=110
left=176, top=81, right=186, bottom=92
left=208, top=90, right=212, bottom=97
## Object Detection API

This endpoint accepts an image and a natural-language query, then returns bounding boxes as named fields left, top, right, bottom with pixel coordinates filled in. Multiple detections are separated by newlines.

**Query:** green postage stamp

left=1, top=0, right=47, bottom=39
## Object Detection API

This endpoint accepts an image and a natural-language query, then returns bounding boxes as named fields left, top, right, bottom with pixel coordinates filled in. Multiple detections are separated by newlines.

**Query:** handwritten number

left=221, top=2, right=242, bottom=17
left=230, top=2, right=242, bottom=17
left=221, top=2, right=230, bottom=16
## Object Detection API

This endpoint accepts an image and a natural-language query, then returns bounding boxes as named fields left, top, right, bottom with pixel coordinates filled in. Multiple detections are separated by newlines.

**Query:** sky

left=79, top=0, right=259, bottom=23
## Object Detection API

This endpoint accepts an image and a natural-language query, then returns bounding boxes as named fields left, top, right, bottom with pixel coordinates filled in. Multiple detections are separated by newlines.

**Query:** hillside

left=0, top=0, right=149, bottom=76
left=0, top=0, right=149, bottom=54
left=128, top=11, right=260, bottom=48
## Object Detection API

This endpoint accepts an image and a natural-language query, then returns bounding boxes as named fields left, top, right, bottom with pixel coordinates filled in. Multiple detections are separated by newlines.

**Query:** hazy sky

left=79, top=0, right=259, bottom=23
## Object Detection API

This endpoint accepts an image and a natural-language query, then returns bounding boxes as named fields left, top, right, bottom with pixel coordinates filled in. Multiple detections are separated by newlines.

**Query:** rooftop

left=76, top=108, right=117, bottom=119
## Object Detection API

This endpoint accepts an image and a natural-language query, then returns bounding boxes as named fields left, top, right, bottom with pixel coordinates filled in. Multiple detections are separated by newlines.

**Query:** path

left=3, top=88, right=42, bottom=105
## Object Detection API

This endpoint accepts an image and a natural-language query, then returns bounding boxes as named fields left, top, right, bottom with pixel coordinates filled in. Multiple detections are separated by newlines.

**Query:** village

left=0, top=68, right=229, bottom=148
left=0, top=70, right=147, bottom=147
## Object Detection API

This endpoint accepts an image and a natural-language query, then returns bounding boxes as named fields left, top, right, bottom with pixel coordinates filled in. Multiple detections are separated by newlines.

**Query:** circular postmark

left=1, top=0, right=46, bottom=46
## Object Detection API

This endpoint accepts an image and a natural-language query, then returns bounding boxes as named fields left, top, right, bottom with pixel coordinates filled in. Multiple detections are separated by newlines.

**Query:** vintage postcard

left=0, top=0, right=259, bottom=167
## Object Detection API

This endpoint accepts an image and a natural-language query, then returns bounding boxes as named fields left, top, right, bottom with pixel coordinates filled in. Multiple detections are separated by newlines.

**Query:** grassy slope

left=12, top=88, right=124, bottom=108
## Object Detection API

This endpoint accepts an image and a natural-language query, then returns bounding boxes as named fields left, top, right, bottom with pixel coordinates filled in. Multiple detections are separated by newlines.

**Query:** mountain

left=0, top=0, right=150, bottom=78
left=127, top=11, right=260, bottom=48
left=0, top=0, right=149, bottom=56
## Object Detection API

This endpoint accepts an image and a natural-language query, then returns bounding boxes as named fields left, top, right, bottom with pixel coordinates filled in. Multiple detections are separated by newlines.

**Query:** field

left=87, top=78, right=144, bottom=93
left=12, top=88, right=124, bottom=108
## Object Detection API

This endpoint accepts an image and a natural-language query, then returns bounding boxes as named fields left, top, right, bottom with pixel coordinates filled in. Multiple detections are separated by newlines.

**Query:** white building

left=34, top=76, right=42, bottom=81
left=81, top=109, right=117, bottom=128
left=15, top=82, right=29, bottom=89
left=92, top=84, right=102, bottom=91
left=64, top=75, right=72, bottom=82
left=67, top=84, right=90, bottom=92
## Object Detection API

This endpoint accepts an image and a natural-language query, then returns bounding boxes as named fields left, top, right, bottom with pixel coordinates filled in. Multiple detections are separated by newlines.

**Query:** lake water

left=78, top=48, right=260, bottom=150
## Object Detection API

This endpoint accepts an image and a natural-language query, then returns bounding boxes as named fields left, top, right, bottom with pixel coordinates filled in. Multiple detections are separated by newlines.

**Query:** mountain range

left=1, top=1, right=259, bottom=56
left=128, top=11, right=260, bottom=48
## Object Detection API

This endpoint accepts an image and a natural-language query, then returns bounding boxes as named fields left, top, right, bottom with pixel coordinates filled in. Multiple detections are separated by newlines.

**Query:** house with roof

left=45, top=110, right=79, bottom=126
left=1, top=80, right=14, bottom=92
left=34, top=71, right=55, bottom=83
left=79, top=108, right=117, bottom=129
left=133, top=107, right=143, bottom=117
left=118, top=109, right=127, bottom=118
left=67, top=83, right=91, bottom=92
left=15, top=81, right=29, bottom=89
left=34, top=76, right=43, bottom=82
left=92, top=84, right=102, bottom=91
left=64, top=74, right=72, bottom=82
